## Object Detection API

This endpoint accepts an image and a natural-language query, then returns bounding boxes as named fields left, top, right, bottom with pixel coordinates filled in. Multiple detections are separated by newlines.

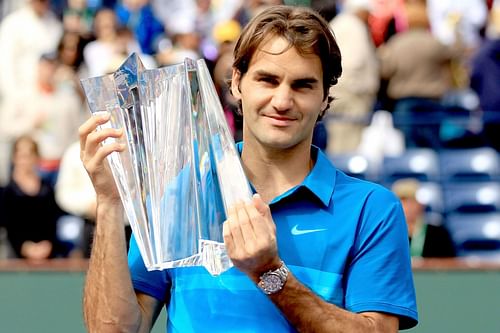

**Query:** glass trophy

left=81, top=53, right=252, bottom=275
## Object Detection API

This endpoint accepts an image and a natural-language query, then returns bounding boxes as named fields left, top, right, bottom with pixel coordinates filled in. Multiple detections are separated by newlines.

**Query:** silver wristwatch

left=258, top=261, right=289, bottom=295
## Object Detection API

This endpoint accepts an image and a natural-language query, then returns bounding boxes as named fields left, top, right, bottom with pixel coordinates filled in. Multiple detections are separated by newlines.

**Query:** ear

left=319, top=96, right=329, bottom=115
left=321, top=98, right=328, bottom=113
left=230, top=68, right=242, bottom=100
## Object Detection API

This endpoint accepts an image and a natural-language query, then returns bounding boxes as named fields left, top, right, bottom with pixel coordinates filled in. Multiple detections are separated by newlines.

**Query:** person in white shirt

left=427, top=0, right=487, bottom=50
left=0, top=0, right=63, bottom=99
left=326, top=0, right=379, bottom=154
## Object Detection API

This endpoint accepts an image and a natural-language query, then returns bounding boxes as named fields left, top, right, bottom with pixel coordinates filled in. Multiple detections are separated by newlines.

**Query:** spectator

left=55, top=141, right=96, bottom=258
left=470, top=1, right=500, bottom=151
left=55, top=30, right=89, bottom=101
left=1, top=135, right=64, bottom=260
left=194, top=0, right=225, bottom=62
left=84, top=8, right=155, bottom=76
left=233, top=0, right=283, bottom=27
left=151, top=0, right=197, bottom=38
left=0, top=53, right=83, bottom=185
left=392, top=178, right=456, bottom=258
left=0, top=0, right=63, bottom=100
left=212, top=19, right=243, bottom=140
left=378, top=1, right=461, bottom=148
left=63, top=0, right=95, bottom=38
left=156, top=25, right=201, bottom=66
left=367, top=0, right=406, bottom=47
left=311, top=0, right=338, bottom=22
left=55, top=140, right=133, bottom=256
left=83, top=8, right=120, bottom=77
left=358, top=110, right=405, bottom=170
left=327, top=0, right=379, bottom=154
left=427, top=0, right=488, bottom=51
left=0, top=0, right=24, bottom=20
left=115, top=0, right=165, bottom=55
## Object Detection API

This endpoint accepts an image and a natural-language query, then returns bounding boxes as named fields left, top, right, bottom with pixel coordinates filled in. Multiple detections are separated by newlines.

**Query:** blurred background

left=0, top=0, right=499, bottom=332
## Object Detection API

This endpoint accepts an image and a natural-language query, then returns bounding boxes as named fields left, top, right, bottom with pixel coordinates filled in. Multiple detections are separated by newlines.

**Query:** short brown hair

left=232, top=5, right=342, bottom=101
left=12, top=135, right=40, bottom=160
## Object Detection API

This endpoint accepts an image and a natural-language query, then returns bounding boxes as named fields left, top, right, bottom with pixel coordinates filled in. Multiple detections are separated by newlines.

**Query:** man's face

left=231, top=37, right=327, bottom=150
left=400, top=196, right=424, bottom=235
left=14, top=139, right=39, bottom=171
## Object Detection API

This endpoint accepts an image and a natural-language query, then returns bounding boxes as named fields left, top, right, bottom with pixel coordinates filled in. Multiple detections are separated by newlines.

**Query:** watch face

left=262, top=273, right=283, bottom=293
left=258, top=262, right=288, bottom=295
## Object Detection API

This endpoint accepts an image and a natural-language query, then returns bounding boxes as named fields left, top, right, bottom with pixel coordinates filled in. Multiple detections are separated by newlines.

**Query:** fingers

left=223, top=198, right=275, bottom=255
left=237, top=202, right=257, bottom=245
left=223, top=205, right=245, bottom=255
left=79, top=113, right=111, bottom=152
left=85, top=140, right=125, bottom=173
left=250, top=194, right=275, bottom=235
left=223, top=207, right=236, bottom=255
left=253, top=194, right=272, bottom=218
left=224, top=202, right=255, bottom=247
left=79, top=113, right=125, bottom=171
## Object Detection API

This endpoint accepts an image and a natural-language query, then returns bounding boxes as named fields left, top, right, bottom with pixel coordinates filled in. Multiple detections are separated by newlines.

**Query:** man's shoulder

left=334, top=170, right=397, bottom=201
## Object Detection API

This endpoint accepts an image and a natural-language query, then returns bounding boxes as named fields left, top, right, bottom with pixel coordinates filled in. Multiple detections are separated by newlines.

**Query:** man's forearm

left=267, top=272, right=398, bottom=333
left=83, top=200, right=142, bottom=333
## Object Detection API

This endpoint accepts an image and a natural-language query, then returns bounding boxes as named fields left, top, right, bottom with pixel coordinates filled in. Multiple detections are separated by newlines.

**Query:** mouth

left=264, top=114, right=297, bottom=127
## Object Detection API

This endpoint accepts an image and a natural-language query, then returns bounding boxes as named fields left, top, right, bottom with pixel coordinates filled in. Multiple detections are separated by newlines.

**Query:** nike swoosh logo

left=291, top=225, right=327, bottom=236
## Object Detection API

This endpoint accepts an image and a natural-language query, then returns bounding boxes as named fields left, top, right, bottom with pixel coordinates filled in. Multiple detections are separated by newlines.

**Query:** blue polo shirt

left=128, top=144, right=418, bottom=332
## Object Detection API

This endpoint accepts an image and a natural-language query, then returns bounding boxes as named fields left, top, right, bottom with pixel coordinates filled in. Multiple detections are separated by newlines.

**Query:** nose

left=271, top=84, right=293, bottom=112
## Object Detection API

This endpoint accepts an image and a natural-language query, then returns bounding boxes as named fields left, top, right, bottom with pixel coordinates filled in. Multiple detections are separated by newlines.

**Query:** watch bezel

left=258, top=261, right=288, bottom=295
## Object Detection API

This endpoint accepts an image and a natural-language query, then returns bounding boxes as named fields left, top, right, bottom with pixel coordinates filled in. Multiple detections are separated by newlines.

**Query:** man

left=0, top=53, right=82, bottom=186
left=0, top=0, right=62, bottom=99
left=392, top=178, right=456, bottom=258
left=79, top=5, right=418, bottom=332
left=0, top=0, right=63, bottom=185
left=326, top=0, right=379, bottom=154
left=470, top=1, right=500, bottom=151
left=377, top=1, right=460, bottom=149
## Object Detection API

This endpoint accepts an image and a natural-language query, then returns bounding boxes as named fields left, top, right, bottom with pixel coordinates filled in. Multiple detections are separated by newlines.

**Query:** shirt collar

left=235, top=142, right=336, bottom=207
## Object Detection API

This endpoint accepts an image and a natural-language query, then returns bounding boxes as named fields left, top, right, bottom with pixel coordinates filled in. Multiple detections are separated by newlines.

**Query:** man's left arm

left=223, top=194, right=399, bottom=333
left=267, top=271, right=398, bottom=333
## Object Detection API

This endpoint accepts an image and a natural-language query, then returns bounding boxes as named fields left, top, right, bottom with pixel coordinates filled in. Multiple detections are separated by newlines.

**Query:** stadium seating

left=381, top=148, right=440, bottom=183
left=329, top=153, right=375, bottom=180
left=439, top=147, right=500, bottom=182
left=443, top=182, right=500, bottom=214
left=446, top=212, right=500, bottom=260
left=416, top=181, right=445, bottom=214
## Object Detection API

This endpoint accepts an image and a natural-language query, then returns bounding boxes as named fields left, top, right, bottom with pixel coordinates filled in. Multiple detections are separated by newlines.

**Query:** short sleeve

left=128, top=235, right=171, bottom=302
left=345, top=187, right=418, bottom=329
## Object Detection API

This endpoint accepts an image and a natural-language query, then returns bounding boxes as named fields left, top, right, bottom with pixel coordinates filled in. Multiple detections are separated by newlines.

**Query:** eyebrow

left=253, top=70, right=320, bottom=85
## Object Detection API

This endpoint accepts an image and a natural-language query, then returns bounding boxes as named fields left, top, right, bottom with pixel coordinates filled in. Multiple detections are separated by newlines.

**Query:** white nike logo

left=291, top=225, right=327, bottom=236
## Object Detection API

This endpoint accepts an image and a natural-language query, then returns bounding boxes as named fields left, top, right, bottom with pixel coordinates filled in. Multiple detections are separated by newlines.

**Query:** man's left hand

left=223, top=194, right=281, bottom=282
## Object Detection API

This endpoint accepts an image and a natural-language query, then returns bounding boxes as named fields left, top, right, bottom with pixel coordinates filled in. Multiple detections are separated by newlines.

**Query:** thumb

left=252, top=193, right=271, bottom=217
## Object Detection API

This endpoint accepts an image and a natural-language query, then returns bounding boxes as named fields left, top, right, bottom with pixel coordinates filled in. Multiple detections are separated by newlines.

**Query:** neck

left=241, top=140, right=314, bottom=203
left=408, top=217, right=424, bottom=237
left=12, top=167, right=41, bottom=195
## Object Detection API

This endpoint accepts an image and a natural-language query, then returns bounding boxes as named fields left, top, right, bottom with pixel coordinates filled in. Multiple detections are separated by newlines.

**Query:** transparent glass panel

left=81, top=53, right=252, bottom=275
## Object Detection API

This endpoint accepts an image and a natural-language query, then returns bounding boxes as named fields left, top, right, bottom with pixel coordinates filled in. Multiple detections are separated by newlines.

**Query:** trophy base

left=147, top=239, right=233, bottom=276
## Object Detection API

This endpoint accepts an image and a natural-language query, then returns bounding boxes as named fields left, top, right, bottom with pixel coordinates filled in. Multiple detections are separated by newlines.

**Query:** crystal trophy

left=81, top=53, right=252, bottom=275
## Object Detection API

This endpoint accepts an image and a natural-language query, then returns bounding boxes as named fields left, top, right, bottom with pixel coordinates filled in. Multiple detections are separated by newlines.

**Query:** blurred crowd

left=0, top=0, right=499, bottom=260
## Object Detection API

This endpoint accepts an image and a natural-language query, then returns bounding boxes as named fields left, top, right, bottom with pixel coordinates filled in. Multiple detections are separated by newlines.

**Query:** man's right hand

left=78, top=113, right=125, bottom=204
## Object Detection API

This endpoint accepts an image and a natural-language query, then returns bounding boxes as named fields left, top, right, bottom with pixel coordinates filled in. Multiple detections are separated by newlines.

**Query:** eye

left=292, top=79, right=318, bottom=91
left=293, top=82, right=314, bottom=90
left=258, top=77, right=278, bottom=85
